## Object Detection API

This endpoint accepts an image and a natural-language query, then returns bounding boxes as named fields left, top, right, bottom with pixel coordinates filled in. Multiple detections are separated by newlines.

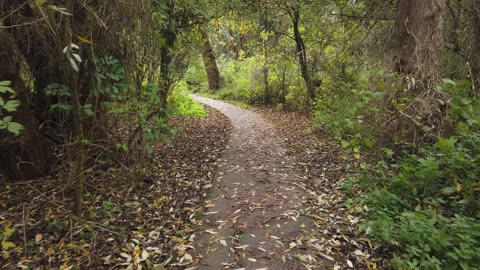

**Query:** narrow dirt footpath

left=190, top=96, right=333, bottom=269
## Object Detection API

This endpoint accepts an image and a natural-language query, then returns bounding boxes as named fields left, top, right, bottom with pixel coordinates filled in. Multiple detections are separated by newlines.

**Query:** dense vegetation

left=1, top=0, right=479, bottom=269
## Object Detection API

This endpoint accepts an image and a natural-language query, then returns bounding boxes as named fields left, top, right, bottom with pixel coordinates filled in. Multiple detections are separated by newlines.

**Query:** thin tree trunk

left=0, top=30, right=52, bottom=180
left=63, top=0, right=85, bottom=216
left=201, top=30, right=220, bottom=93
left=262, top=39, right=271, bottom=103
left=291, top=7, right=315, bottom=100
left=470, top=1, right=480, bottom=96
left=394, top=0, right=446, bottom=86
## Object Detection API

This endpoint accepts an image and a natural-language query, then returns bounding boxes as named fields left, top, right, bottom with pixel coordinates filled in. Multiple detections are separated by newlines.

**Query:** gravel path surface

left=190, top=95, right=332, bottom=269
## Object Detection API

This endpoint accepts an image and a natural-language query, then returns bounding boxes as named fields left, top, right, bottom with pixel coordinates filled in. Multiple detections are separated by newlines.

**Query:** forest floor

left=189, top=96, right=382, bottom=270
left=0, top=97, right=383, bottom=269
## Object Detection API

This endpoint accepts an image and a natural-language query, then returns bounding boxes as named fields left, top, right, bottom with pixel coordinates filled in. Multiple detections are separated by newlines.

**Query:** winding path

left=190, top=95, right=332, bottom=269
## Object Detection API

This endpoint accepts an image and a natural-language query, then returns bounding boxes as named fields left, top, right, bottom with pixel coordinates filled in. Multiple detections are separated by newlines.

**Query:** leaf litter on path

left=0, top=107, right=232, bottom=269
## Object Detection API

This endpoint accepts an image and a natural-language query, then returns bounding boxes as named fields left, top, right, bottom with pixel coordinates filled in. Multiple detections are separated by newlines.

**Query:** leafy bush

left=357, top=80, right=480, bottom=269
left=364, top=209, right=480, bottom=270
left=184, top=57, right=208, bottom=92
left=314, top=78, right=382, bottom=153
left=0, top=81, right=23, bottom=135
left=168, top=82, right=206, bottom=118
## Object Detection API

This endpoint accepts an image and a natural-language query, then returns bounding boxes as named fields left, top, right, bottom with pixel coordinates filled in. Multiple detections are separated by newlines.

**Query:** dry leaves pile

left=257, top=108, right=386, bottom=269
left=0, top=107, right=232, bottom=269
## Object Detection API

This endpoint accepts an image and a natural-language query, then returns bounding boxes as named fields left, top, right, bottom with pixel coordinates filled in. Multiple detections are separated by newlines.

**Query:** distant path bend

left=190, top=95, right=330, bottom=269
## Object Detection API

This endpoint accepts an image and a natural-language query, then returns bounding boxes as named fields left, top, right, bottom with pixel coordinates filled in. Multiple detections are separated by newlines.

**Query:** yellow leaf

left=3, top=227, right=14, bottom=238
left=76, top=35, right=95, bottom=45
left=1, top=241, right=16, bottom=250
left=35, top=234, right=43, bottom=243
left=172, top=236, right=184, bottom=243
left=35, top=0, right=47, bottom=6
left=454, top=174, right=462, bottom=192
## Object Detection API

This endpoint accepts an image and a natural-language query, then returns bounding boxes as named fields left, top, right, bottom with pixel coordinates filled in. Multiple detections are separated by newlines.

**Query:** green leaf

left=7, top=122, right=23, bottom=136
left=0, top=81, right=15, bottom=94
left=48, top=5, right=72, bottom=16
left=145, top=144, right=153, bottom=156
left=435, top=137, right=457, bottom=152
left=50, top=103, right=72, bottom=111
left=3, top=100, right=20, bottom=112
left=82, top=104, right=94, bottom=116
left=293, top=254, right=308, bottom=263
left=1, top=227, right=14, bottom=238
left=1, top=241, right=16, bottom=250
left=376, top=81, right=387, bottom=90
left=441, top=186, right=457, bottom=195
left=3, top=116, right=12, bottom=123
left=364, top=138, right=375, bottom=149
left=442, top=78, right=456, bottom=85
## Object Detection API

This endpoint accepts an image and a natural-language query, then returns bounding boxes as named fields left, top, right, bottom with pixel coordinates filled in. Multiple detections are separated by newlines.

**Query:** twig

left=22, top=203, right=27, bottom=254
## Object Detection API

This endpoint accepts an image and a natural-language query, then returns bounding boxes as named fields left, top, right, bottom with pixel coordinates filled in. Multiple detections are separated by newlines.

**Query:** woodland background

left=1, top=0, right=479, bottom=269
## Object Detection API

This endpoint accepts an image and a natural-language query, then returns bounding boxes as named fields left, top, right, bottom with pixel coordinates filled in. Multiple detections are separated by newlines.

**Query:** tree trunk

left=470, top=0, right=480, bottom=96
left=394, top=0, right=447, bottom=86
left=0, top=30, right=52, bottom=180
left=159, top=28, right=177, bottom=108
left=291, top=7, right=315, bottom=100
left=201, top=30, right=221, bottom=93
left=262, top=39, right=271, bottom=104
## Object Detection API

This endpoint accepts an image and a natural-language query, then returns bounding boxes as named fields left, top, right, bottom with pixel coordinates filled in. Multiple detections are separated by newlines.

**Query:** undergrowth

left=334, top=78, right=480, bottom=269
left=169, top=81, right=206, bottom=118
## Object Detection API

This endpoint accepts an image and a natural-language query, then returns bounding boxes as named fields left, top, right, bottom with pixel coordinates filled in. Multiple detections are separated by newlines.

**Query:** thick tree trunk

left=291, top=8, right=315, bottom=100
left=394, top=0, right=446, bottom=85
left=0, top=30, right=52, bottom=180
left=201, top=31, right=220, bottom=93
left=159, top=28, right=177, bottom=108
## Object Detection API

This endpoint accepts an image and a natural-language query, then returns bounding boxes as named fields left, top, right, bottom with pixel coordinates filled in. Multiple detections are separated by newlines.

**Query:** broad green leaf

left=0, top=81, right=15, bottom=94
left=441, top=186, right=457, bottom=195
left=7, top=122, right=23, bottom=136
left=3, top=100, right=20, bottom=112
left=442, top=78, right=456, bottom=85
left=3, top=116, right=12, bottom=123
left=50, top=103, right=72, bottom=111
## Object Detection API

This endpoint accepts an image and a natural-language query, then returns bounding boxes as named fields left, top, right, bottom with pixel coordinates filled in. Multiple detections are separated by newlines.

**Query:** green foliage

left=183, top=57, right=208, bottom=92
left=101, top=200, right=123, bottom=217
left=0, top=81, right=23, bottom=136
left=94, top=55, right=132, bottom=100
left=314, top=75, right=382, bottom=152
left=0, top=222, right=16, bottom=251
left=364, top=209, right=480, bottom=270
left=169, top=81, right=206, bottom=118
left=356, top=80, right=480, bottom=269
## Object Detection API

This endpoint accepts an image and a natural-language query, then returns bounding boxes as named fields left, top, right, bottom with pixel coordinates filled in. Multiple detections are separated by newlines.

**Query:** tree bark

left=470, top=0, right=480, bottom=96
left=394, top=0, right=447, bottom=85
left=291, top=6, right=315, bottom=100
left=0, top=30, right=52, bottom=180
left=201, top=30, right=221, bottom=93
left=159, top=28, right=177, bottom=108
